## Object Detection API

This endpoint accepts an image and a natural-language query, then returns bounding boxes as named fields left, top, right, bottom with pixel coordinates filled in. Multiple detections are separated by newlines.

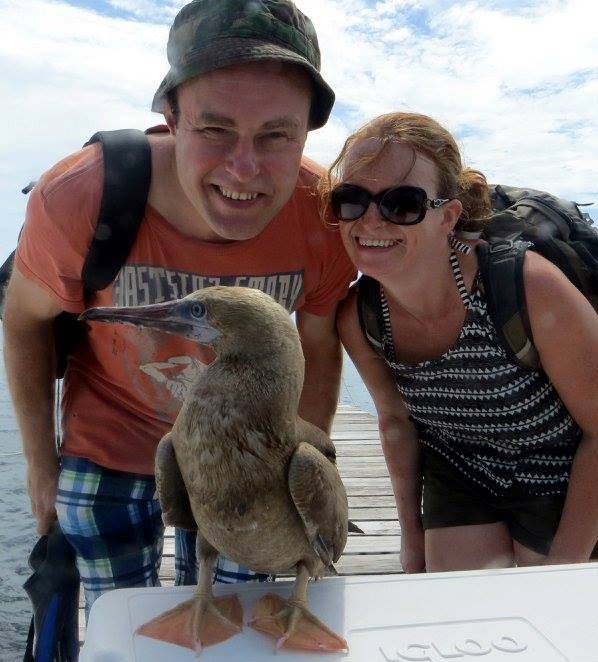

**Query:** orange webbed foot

left=249, top=593, right=348, bottom=653
left=135, top=593, right=243, bottom=653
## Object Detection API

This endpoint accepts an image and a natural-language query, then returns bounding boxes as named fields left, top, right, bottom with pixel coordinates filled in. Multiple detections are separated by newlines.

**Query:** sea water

left=0, top=329, right=375, bottom=661
left=0, top=328, right=38, bottom=662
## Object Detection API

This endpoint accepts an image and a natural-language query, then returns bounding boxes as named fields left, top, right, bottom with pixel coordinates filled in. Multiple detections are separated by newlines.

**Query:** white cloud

left=0, top=0, right=596, bottom=258
left=106, top=0, right=180, bottom=22
left=0, top=0, right=167, bottom=253
left=298, top=0, right=598, bottom=203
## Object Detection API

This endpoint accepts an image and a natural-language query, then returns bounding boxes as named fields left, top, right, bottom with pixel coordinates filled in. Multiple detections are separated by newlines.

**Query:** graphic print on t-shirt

left=111, top=264, right=305, bottom=402
left=139, top=355, right=207, bottom=402
left=113, top=264, right=304, bottom=312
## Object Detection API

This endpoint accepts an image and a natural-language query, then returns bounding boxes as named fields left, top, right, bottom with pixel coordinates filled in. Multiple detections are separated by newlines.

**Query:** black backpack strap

left=477, top=240, right=539, bottom=370
left=81, top=129, right=151, bottom=293
left=355, top=275, right=387, bottom=359
left=2, top=130, right=151, bottom=378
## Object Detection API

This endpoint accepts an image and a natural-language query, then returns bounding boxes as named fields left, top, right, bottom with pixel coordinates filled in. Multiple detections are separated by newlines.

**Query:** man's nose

left=225, top=137, right=260, bottom=182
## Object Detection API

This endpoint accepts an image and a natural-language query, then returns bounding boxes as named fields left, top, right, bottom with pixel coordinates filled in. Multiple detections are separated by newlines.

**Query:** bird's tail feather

left=348, top=520, right=364, bottom=534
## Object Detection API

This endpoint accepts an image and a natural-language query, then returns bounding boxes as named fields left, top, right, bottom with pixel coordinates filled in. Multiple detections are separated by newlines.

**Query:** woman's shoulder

left=522, top=249, right=580, bottom=307
left=522, top=249, right=598, bottom=355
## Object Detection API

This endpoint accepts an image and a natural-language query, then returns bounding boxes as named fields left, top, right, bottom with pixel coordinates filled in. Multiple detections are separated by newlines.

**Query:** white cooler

left=80, top=564, right=594, bottom=661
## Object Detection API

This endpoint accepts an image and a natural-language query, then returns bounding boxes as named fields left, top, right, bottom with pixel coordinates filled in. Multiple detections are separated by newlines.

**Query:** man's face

left=167, top=61, right=311, bottom=242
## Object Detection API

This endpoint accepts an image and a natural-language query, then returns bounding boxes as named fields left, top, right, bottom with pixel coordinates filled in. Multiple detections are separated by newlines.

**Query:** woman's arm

left=524, top=250, right=598, bottom=562
left=337, top=291, right=424, bottom=572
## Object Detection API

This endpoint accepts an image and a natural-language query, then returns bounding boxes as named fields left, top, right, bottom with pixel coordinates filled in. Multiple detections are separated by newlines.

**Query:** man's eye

left=200, top=127, right=232, bottom=139
left=258, top=132, right=290, bottom=149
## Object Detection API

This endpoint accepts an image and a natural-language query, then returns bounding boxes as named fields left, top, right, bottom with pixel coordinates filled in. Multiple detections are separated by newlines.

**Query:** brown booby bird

left=80, top=287, right=351, bottom=654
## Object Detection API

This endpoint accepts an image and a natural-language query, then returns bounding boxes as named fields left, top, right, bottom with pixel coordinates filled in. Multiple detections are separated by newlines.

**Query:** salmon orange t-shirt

left=16, top=138, right=355, bottom=474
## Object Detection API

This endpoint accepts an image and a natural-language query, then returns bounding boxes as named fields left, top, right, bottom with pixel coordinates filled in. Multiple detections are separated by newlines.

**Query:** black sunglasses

left=330, top=183, right=450, bottom=225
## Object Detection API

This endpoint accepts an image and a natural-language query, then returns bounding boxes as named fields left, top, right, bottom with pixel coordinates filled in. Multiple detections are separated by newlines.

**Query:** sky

left=1, top=0, right=597, bottom=262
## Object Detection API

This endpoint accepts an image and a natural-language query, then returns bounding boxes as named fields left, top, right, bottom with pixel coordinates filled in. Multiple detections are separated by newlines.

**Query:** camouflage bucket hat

left=152, top=0, right=335, bottom=129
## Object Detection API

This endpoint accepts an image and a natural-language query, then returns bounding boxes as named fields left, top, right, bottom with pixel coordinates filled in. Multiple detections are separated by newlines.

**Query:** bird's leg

left=249, top=564, right=348, bottom=653
left=136, top=550, right=242, bottom=654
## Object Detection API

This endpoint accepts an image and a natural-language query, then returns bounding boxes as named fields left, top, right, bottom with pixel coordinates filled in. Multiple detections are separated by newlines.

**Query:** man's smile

left=209, top=184, right=266, bottom=208
left=217, top=186, right=261, bottom=201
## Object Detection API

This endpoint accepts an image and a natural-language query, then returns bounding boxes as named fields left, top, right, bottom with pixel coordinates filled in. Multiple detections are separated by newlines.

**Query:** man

left=3, top=0, right=354, bottom=613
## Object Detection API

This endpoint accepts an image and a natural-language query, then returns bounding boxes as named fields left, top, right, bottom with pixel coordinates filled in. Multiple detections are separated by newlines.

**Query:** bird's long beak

left=79, top=300, right=221, bottom=344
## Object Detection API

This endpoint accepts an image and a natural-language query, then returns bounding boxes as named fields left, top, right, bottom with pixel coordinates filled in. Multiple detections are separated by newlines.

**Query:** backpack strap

left=81, top=129, right=151, bottom=293
left=355, top=275, right=387, bottom=359
left=0, top=130, right=150, bottom=377
left=355, top=247, right=541, bottom=370
left=477, top=240, right=540, bottom=370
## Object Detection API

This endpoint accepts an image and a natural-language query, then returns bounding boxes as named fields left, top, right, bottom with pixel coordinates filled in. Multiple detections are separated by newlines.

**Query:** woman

left=327, top=112, right=598, bottom=573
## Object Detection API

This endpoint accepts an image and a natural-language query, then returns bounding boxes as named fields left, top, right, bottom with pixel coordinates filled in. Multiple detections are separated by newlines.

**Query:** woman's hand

left=400, top=524, right=426, bottom=573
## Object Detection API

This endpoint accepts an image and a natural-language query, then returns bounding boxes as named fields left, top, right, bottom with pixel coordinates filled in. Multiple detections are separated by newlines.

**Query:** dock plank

left=331, top=432, right=381, bottom=441
left=338, top=465, right=392, bottom=478
left=349, top=507, right=398, bottom=520
left=337, top=456, right=387, bottom=465
left=333, top=444, right=383, bottom=456
left=348, top=495, right=396, bottom=507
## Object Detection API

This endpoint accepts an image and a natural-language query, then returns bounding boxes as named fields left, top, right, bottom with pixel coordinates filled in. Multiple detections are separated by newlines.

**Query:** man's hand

left=27, top=458, right=60, bottom=534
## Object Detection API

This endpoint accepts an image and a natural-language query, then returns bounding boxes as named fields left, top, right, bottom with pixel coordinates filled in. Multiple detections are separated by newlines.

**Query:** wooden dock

left=79, top=404, right=401, bottom=636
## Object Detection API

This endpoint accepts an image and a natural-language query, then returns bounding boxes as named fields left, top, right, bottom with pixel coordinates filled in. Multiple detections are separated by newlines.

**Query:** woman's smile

left=356, top=237, right=400, bottom=248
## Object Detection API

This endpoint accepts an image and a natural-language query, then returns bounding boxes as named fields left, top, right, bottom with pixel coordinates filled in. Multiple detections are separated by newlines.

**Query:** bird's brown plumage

left=165, top=288, right=348, bottom=577
left=81, top=286, right=349, bottom=652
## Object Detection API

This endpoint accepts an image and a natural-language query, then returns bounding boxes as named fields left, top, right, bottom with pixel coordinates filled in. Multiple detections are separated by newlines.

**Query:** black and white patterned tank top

left=380, top=241, right=581, bottom=497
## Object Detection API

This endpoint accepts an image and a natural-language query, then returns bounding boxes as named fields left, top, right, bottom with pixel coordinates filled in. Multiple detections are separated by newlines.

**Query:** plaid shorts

left=56, top=457, right=270, bottom=614
left=175, top=529, right=271, bottom=585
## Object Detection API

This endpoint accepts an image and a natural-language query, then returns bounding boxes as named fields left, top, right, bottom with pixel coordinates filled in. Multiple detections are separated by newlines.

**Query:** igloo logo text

left=349, top=618, right=568, bottom=662
left=379, top=635, right=527, bottom=661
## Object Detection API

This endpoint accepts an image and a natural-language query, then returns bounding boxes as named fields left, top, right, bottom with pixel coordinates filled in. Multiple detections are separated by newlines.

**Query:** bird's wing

left=288, top=442, right=348, bottom=568
left=295, top=417, right=337, bottom=462
left=155, top=432, right=197, bottom=531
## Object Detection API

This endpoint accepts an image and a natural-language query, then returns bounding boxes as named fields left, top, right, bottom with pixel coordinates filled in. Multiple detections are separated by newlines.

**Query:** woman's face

left=337, top=139, right=453, bottom=281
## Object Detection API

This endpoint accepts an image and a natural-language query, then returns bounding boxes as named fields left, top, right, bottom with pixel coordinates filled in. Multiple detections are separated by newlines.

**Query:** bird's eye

left=190, top=303, right=204, bottom=318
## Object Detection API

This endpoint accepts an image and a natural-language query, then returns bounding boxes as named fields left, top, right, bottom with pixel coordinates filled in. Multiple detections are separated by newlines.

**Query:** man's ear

left=164, top=108, right=177, bottom=135
left=440, top=198, right=463, bottom=233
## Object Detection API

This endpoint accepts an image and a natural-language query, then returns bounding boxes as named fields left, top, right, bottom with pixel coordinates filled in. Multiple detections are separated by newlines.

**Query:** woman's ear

left=440, top=198, right=463, bottom=233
